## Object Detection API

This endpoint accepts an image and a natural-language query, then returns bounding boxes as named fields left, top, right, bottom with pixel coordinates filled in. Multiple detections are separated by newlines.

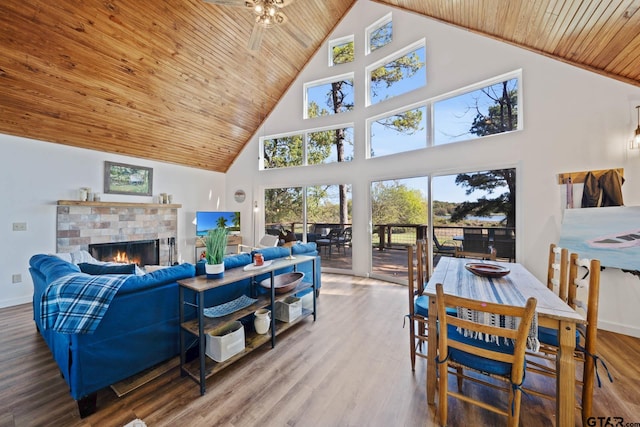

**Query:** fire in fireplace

left=89, top=239, right=160, bottom=267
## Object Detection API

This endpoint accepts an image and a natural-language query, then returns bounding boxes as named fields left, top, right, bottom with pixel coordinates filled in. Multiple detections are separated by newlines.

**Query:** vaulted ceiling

left=1, top=0, right=639, bottom=172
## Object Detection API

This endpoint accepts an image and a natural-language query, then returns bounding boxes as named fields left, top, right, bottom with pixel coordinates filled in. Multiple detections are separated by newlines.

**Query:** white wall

left=226, top=0, right=640, bottom=337
left=0, top=134, right=226, bottom=308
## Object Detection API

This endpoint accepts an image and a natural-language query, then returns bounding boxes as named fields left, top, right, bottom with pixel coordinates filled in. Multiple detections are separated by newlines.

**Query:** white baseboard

left=599, top=320, right=640, bottom=339
left=0, top=296, right=31, bottom=309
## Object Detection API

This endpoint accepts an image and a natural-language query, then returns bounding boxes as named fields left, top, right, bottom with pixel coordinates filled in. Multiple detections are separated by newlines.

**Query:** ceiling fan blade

left=248, top=23, right=265, bottom=51
left=283, top=23, right=312, bottom=49
left=202, top=0, right=246, bottom=6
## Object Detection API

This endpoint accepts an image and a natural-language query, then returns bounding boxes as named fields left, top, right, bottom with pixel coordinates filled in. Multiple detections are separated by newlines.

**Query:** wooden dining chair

left=547, top=243, right=570, bottom=302
left=435, top=283, right=537, bottom=427
left=407, top=239, right=430, bottom=371
left=526, top=253, right=611, bottom=425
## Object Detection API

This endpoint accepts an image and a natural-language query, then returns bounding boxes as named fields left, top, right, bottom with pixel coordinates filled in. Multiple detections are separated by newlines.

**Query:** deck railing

left=265, top=222, right=514, bottom=260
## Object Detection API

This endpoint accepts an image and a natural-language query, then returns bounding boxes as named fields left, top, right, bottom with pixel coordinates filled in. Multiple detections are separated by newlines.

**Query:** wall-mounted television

left=196, top=211, right=241, bottom=236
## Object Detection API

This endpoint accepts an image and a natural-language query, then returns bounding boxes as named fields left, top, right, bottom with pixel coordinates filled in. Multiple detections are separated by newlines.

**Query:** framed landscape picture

left=104, top=161, right=153, bottom=196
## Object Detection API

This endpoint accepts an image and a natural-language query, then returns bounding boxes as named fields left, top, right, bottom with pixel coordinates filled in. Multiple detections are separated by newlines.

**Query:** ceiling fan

left=203, top=0, right=294, bottom=51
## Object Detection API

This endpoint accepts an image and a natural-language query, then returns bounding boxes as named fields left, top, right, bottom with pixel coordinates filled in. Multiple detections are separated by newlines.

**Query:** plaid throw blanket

left=41, top=273, right=131, bottom=334
left=455, top=262, right=540, bottom=351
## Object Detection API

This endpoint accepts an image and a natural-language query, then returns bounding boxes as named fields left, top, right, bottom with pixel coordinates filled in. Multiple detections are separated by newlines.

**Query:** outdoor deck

left=318, top=245, right=442, bottom=281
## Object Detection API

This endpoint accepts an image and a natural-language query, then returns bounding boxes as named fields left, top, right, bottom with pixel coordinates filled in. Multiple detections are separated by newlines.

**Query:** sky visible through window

left=370, top=47, right=426, bottom=105
left=393, top=175, right=496, bottom=204
left=370, top=106, right=427, bottom=157
left=306, top=79, right=354, bottom=116
left=434, top=78, right=518, bottom=145
left=365, top=77, right=518, bottom=159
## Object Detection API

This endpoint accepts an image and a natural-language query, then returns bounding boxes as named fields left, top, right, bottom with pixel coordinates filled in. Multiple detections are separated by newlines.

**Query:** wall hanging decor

left=104, top=161, right=153, bottom=196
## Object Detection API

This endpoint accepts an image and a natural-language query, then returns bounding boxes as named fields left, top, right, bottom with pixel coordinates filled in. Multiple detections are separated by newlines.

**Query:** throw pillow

left=78, top=262, right=136, bottom=275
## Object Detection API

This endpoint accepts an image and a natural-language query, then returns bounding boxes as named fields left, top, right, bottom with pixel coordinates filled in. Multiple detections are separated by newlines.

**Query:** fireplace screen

left=89, top=239, right=160, bottom=267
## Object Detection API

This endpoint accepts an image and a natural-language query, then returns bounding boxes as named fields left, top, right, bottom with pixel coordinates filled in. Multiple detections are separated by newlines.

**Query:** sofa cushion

left=254, top=247, right=289, bottom=260
left=291, top=242, right=317, bottom=254
left=78, top=263, right=137, bottom=275
left=225, top=253, right=252, bottom=269
left=118, top=263, right=195, bottom=294
left=30, top=254, right=81, bottom=283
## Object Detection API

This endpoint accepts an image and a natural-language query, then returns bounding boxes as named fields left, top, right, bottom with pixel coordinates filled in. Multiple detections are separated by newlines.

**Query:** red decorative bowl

left=465, top=263, right=510, bottom=278
left=259, top=272, right=305, bottom=294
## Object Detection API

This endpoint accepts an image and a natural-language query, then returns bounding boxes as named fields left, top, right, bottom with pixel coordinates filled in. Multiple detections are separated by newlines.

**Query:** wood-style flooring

left=0, top=274, right=638, bottom=426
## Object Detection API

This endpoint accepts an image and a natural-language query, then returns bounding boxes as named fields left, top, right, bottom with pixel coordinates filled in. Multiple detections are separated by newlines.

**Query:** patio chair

left=335, top=227, right=352, bottom=254
left=454, top=246, right=497, bottom=260
left=493, top=228, right=516, bottom=261
left=316, top=228, right=341, bottom=255
left=435, top=283, right=537, bottom=427
left=237, top=234, right=280, bottom=253
left=432, top=234, right=456, bottom=256
left=461, top=228, right=489, bottom=253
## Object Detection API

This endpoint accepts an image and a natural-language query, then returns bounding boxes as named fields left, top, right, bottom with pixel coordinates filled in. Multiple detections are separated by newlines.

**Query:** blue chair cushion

left=538, top=326, right=580, bottom=347
left=415, top=295, right=430, bottom=317
left=414, top=295, right=457, bottom=318
left=446, top=324, right=516, bottom=377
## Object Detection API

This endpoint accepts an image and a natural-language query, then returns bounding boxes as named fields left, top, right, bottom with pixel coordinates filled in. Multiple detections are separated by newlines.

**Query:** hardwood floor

left=1, top=274, right=639, bottom=427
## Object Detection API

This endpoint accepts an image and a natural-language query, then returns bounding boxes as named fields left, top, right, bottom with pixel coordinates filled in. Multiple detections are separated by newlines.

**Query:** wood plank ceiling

left=1, top=0, right=639, bottom=172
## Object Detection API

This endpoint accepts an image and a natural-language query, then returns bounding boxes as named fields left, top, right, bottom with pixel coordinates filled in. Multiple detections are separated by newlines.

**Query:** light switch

left=12, top=222, right=27, bottom=231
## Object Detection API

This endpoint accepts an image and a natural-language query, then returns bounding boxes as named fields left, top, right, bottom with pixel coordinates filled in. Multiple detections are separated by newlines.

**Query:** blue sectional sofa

left=29, top=254, right=196, bottom=417
left=29, top=242, right=320, bottom=417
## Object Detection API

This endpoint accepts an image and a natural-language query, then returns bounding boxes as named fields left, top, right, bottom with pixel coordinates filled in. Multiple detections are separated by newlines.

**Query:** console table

left=177, top=255, right=317, bottom=395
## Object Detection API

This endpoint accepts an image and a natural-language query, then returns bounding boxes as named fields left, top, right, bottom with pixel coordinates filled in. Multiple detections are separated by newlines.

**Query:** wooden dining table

left=425, top=257, right=585, bottom=427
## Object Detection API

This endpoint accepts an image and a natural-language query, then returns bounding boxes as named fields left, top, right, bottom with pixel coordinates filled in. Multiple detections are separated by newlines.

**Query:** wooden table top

left=426, top=257, right=585, bottom=324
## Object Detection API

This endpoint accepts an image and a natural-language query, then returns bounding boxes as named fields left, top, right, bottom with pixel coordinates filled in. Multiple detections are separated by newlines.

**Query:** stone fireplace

left=89, top=239, right=160, bottom=267
left=56, top=200, right=180, bottom=266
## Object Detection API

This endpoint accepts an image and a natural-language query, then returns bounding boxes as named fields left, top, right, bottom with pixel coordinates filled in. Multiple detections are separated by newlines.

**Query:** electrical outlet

left=12, top=222, right=27, bottom=231
left=12, top=274, right=22, bottom=283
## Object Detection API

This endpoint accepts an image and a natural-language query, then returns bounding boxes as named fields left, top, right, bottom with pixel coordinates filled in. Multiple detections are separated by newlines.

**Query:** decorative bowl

left=465, top=263, right=510, bottom=278
left=259, top=272, right=305, bottom=294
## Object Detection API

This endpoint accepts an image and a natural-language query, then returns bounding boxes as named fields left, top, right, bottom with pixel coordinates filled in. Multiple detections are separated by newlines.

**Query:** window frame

left=328, top=35, right=355, bottom=67
left=366, top=100, right=429, bottom=159
left=365, top=12, right=393, bottom=55
left=365, top=38, right=426, bottom=107
left=303, top=72, right=355, bottom=119
left=430, top=69, right=523, bottom=145
left=260, top=122, right=355, bottom=170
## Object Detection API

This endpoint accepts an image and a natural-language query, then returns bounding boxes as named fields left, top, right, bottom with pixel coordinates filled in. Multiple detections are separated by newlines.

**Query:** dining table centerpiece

left=203, top=227, right=228, bottom=279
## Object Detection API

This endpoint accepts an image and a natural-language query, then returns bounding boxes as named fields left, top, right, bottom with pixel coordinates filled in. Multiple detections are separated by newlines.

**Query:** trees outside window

left=329, top=36, right=354, bottom=66
left=366, top=13, right=392, bottom=53
left=369, top=106, right=426, bottom=157
left=262, top=134, right=303, bottom=169
left=367, top=41, right=426, bottom=105
left=305, top=75, right=354, bottom=119
left=434, top=77, right=518, bottom=145
left=308, top=127, right=354, bottom=164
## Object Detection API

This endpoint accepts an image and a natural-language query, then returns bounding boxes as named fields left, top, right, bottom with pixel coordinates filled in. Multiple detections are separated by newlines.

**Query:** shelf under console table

left=177, top=255, right=317, bottom=395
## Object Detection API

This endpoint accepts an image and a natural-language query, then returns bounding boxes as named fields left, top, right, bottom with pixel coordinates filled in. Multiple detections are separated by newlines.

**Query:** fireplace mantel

left=57, top=200, right=182, bottom=208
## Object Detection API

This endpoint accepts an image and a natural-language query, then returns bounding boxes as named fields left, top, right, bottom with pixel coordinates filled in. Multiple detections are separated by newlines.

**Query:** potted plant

left=204, top=227, right=228, bottom=279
